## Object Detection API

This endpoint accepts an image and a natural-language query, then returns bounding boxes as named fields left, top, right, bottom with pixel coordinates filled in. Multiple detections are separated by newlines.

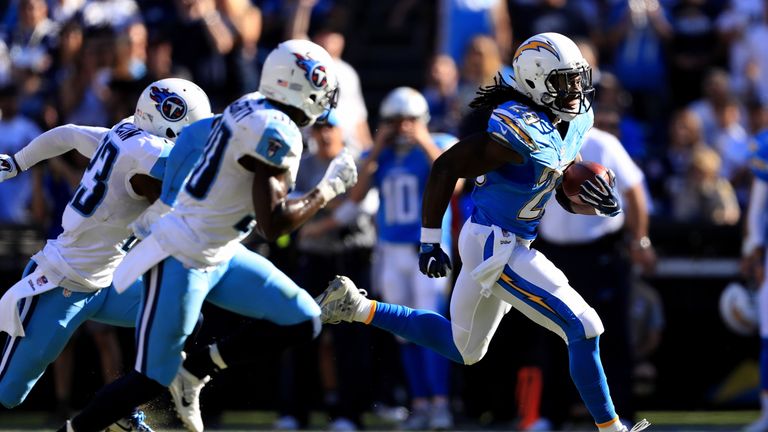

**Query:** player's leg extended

left=90, top=279, right=144, bottom=328
left=202, top=245, right=321, bottom=368
left=319, top=220, right=511, bottom=366
left=67, top=258, right=212, bottom=432
left=0, top=262, right=108, bottom=408
left=493, top=246, right=621, bottom=430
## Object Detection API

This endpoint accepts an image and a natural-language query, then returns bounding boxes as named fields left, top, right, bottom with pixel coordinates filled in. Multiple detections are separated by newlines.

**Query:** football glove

left=578, top=169, right=622, bottom=217
left=317, top=148, right=358, bottom=202
left=0, top=154, right=19, bottom=182
left=419, top=243, right=452, bottom=278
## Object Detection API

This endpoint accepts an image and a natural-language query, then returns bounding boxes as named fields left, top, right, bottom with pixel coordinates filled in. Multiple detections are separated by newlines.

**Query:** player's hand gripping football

left=578, top=169, right=622, bottom=217
left=0, top=154, right=19, bottom=182
left=419, top=243, right=452, bottom=278
left=318, top=148, right=358, bottom=202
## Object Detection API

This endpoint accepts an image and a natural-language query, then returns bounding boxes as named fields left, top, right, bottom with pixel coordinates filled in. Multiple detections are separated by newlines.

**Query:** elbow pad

left=555, top=187, right=576, bottom=214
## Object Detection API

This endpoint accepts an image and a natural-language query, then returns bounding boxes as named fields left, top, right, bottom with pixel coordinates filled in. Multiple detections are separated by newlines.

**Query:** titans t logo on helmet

left=149, top=86, right=188, bottom=122
left=293, top=53, right=328, bottom=89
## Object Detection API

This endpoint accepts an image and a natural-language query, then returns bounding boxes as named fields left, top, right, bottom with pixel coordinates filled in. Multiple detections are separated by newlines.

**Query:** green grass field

left=0, top=410, right=762, bottom=431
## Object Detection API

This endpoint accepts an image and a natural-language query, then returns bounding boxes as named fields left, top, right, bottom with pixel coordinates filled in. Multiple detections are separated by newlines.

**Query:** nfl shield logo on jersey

left=267, top=139, right=283, bottom=158
left=149, top=86, right=188, bottom=122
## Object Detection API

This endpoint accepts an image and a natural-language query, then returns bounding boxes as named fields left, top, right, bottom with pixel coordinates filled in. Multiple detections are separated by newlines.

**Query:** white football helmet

left=258, top=39, right=339, bottom=127
left=134, top=78, right=213, bottom=141
left=512, top=32, right=594, bottom=121
left=379, top=87, right=430, bottom=123
left=719, top=282, right=759, bottom=336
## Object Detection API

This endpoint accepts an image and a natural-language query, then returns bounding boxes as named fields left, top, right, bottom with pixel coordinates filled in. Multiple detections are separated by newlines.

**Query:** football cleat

left=111, top=410, right=154, bottom=432
left=169, top=364, right=211, bottom=432
left=315, top=276, right=368, bottom=324
left=617, top=418, right=651, bottom=432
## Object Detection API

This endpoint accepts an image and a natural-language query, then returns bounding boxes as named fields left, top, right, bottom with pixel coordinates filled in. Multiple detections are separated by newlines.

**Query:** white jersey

left=153, top=93, right=303, bottom=268
left=31, top=120, right=171, bottom=291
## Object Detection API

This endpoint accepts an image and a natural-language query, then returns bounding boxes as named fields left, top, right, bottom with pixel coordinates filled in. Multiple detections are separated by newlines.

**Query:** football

left=562, top=161, right=611, bottom=203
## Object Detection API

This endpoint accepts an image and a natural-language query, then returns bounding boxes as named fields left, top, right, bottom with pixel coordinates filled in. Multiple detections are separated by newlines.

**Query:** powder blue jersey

left=751, top=130, right=768, bottom=182
left=471, top=102, right=594, bottom=240
left=374, top=133, right=456, bottom=244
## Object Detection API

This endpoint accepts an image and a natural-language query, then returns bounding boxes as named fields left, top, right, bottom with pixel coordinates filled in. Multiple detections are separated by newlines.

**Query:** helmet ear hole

left=525, top=79, right=536, bottom=89
left=166, top=128, right=176, bottom=139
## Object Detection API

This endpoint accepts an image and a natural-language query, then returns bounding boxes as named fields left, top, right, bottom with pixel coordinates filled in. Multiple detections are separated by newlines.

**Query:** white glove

left=127, top=200, right=171, bottom=240
left=317, top=148, right=358, bottom=203
left=0, top=154, right=19, bottom=182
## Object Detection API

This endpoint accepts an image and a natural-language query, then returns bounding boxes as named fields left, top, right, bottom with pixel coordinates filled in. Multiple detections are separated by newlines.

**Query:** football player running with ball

left=317, top=32, right=649, bottom=432
left=59, top=40, right=356, bottom=432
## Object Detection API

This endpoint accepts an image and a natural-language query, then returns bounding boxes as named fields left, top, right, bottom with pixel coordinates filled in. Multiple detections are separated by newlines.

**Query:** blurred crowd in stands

left=0, top=0, right=763, bottom=430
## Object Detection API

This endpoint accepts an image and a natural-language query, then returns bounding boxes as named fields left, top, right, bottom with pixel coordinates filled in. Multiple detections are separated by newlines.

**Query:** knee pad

left=575, top=307, right=604, bottom=340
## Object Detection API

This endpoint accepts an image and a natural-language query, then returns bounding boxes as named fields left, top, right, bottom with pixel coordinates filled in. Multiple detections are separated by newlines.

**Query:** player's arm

left=422, top=131, right=522, bottom=229
left=419, top=132, right=521, bottom=277
left=244, top=150, right=357, bottom=242
left=0, top=124, right=107, bottom=182
left=129, top=175, right=162, bottom=203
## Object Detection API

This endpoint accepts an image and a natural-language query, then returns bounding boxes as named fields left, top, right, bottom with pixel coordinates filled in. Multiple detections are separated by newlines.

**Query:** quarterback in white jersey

left=0, top=78, right=212, bottom=427
left=63, top=39, right=357, bottom=432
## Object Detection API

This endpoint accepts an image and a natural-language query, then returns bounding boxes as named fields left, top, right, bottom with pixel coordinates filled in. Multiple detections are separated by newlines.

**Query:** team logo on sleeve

left=514, top=39, right=560, bottom=63
left=293, top=53, right=328, bottom=89
left=149, top=86, right=188, bottom=122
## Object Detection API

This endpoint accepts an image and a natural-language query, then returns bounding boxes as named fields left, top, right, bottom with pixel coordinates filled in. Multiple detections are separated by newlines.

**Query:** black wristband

left=555, top=186, right=576, bottom=214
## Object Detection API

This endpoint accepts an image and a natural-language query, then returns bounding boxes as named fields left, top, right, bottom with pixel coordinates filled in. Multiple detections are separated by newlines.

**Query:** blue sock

left=425, top=346, right=451, bottom=396
left=401, top=343, right=429, bottom=399
left=568, top=336, right=617, bottom=424
left=760, top=338, right=768, bottom=391
left=370, top=302, right=463, bottom=364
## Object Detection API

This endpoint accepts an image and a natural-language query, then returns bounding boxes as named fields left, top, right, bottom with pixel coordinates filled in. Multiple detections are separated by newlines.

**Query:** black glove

left=419, top=243, right=452, bottom=278
left=578, top=170, right=621, bottom=217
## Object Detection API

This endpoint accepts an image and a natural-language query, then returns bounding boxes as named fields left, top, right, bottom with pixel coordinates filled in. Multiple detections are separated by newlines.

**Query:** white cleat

left=315, top=276, right=368, bottom=324
left=617, top=418, right=651, bottom=432
left=169, top=365, right=211, bottom=432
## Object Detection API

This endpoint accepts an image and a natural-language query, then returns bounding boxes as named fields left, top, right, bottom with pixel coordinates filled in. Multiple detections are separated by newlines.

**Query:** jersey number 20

left=518, top=167, right=560, bottom=220
left=70, top=139, right=119, bottom=216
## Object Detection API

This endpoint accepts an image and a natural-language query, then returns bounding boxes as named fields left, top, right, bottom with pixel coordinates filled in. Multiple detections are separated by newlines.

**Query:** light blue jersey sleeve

left=487, top=105, right=541, bottom=163
left=751, top=131, right=768, bottom=182
left=160, top=116, right=217, bottom=206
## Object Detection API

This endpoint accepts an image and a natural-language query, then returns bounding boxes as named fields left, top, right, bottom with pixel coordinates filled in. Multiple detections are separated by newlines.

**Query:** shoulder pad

left=488, top=104, right=542, bottom=157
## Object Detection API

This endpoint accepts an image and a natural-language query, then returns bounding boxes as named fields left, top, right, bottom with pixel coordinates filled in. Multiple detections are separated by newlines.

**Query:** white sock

left=352, top=299, right=375, bottom=323
left=597, top=417, right=624, bottom=432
